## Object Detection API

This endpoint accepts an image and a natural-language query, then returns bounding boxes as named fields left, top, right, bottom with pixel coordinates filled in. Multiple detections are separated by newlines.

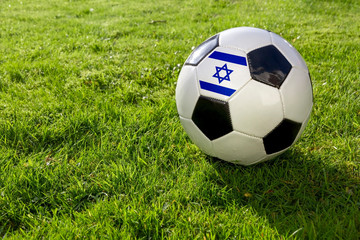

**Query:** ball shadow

left=205, top=148, right=359, bottom=237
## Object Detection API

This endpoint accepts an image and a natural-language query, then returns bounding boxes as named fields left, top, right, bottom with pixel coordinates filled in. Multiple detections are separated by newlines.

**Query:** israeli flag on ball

left=197, top=47, right=249, bottom=100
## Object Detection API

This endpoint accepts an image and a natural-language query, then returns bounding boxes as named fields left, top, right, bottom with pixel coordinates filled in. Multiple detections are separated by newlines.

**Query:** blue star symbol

left=213, top=64, right=233, bottom=84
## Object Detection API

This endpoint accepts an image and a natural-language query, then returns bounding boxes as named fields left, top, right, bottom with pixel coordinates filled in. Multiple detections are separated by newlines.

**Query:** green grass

left=0, top=0, right=359, bottom=239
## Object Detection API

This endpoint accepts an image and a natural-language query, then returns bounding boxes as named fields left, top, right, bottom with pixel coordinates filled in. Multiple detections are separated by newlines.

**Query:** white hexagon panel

left=175, top=65, right=200, bottom=119
left=196, top=46, right=251, bottom=101
left=212, top=131, right=266, bottom=165
left=220, top=27, right=272, bottom=53
left=229, top=80, right=284, bottom=138
left=280, top=68, right=313, bottom=123
left=179, top=116, right=214, bottom=156
left=270, top=32, right=309, bottom=71
left=294, top=107, right=312, bottom=144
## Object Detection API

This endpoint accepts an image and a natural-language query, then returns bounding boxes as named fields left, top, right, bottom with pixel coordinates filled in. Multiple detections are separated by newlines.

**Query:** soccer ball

left=176, top=27, right=313, bottom=166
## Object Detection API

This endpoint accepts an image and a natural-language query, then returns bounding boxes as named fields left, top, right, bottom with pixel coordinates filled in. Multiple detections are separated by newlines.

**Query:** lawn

left=0, top=0, right=359, bottom=239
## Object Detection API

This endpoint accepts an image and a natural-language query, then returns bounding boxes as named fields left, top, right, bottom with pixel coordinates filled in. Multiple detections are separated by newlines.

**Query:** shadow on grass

left=207, top=148, right=360, bottom=238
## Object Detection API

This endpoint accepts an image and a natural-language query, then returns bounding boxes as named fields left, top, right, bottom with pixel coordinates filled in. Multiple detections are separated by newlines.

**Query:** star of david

left=212, top=64, right=233, bottom=84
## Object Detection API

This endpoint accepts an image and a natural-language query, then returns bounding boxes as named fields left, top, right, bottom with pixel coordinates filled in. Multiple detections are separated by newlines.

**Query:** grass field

left=0, top=0, right=359, bottom=239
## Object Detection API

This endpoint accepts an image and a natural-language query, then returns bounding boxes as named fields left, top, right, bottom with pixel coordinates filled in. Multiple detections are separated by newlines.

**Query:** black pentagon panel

left=192, top=96, right=232, bottom=140
left=263, top=119, right=302, bottom=154
left=185, top=34, right=219, bottom=66
left=248, top=45, right=292, bottom=88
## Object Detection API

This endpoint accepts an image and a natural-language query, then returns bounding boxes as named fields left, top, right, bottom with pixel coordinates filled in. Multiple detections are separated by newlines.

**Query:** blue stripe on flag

left=199, top=81, right=236, bottom=96
left=208, top=51, right=247, bottom=66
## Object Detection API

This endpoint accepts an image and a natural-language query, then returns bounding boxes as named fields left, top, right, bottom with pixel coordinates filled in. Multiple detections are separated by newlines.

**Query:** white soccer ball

left=176, top=27, right=313, bottom=166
